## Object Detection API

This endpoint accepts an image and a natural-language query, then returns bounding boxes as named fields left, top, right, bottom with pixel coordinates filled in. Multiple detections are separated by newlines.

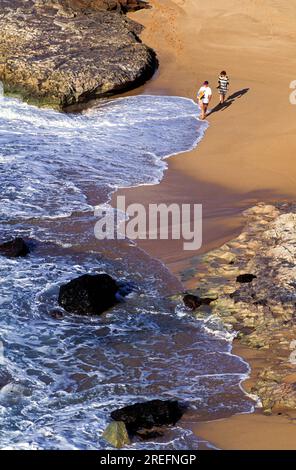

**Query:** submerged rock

left=136, top=427, right=164, bottom=440
left=0, top=1, right=157, bottom=109
left=102, top=421, right=130, bottom=448
left=0, top=382, right=30, bottom=404
left=0, top=238, right=30, bottom=258
left=58, top=273, right=119, bottom=315
left=110, top=399, right=184, bottom=435
left=50, top=309, right=65, bottom=320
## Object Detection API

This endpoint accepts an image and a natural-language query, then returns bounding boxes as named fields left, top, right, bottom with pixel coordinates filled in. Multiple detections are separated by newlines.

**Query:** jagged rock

left=58, top=273, right=119, bottom=315
left=111, top=399, right=184, bottom=434
left=0, top=1, right=157, bottom=109
left=102, top=421, right=130, bottom=448
left=0, top=238, right=30, bottom=258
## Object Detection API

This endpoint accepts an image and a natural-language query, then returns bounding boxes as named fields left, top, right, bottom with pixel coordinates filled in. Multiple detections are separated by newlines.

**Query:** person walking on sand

left=217, top=70, right=229, bottom=104
left=197, top=81, right=212, bottom=120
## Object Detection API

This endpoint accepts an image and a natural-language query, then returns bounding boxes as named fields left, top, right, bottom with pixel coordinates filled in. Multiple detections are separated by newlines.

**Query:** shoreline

left=111, top=0, right=296, bottom=449
left=182, top=202, right=296, bottom=449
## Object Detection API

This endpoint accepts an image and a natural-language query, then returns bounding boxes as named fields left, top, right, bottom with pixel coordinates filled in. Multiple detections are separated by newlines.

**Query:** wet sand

left=112, top=0, right=296, bottom=449
left=194, top=410, right=296, bottom=450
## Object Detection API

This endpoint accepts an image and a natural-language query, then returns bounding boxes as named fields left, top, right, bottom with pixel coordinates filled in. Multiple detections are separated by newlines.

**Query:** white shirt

left=198, top=86, right=212, bottom=104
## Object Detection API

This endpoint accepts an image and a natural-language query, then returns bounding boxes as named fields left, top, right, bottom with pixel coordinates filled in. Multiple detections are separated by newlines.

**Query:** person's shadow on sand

left=207, top=88, right=249, bottom=117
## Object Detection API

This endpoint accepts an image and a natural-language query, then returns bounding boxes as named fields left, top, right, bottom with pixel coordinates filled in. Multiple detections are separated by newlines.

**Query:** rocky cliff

left=0, top=0, right=157, bottom=108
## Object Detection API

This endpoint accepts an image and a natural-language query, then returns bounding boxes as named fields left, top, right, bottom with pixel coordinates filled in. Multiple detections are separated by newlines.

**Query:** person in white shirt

left=197, top=81, right=212, bottom=120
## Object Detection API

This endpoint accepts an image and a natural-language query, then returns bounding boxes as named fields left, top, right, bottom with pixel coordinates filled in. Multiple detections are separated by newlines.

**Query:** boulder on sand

left=0, top=238, right=30, bottom=258
left=58, top=273, right=120, bottom=315
left=110, top=399, right=184, bottom=435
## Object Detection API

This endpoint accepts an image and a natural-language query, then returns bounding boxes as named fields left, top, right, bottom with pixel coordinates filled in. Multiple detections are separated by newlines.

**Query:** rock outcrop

left=185, top=203, right=296, bottom=413
left=0, top=0, right=157, bottom=108
left=58, top=273, right=120, bottom=315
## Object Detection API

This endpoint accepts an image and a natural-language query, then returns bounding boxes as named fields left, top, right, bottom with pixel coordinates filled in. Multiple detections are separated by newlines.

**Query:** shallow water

left=0, top=93, right=253, bottom=449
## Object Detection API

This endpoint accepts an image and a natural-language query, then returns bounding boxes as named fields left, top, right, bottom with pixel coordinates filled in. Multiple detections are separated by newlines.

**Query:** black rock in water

left=183, top=293, right=214, bottom=310
left=58, top=273, right=119, bottom=315
left=0, top=238, right=30, bottom=258
left=236, top=274, right=257, bottom=283
left=110, top=399, right=184, bottom=434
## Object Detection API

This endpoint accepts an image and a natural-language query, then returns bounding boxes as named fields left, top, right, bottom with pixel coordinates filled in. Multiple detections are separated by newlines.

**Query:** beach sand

left=113, top=0, right=296, bottom=449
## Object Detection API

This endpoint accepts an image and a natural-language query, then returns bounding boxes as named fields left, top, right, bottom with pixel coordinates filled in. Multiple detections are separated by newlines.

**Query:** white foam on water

left=0, top=94, right=207, bottom=220
left=0, top=94, right=254, bottom=450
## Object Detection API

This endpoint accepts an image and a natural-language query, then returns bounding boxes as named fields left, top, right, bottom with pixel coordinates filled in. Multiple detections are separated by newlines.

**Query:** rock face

left=58, top=273, right=119, bottom=315
left=110, top=399, right=184, bottom=435
left=0, top=238, right=30, bottom=258
left=0, top=1, right=157, bottom=108
left=187, top=203, right=296, bottom=412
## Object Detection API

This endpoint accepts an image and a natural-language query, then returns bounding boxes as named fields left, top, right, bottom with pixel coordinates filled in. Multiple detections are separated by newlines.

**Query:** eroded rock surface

left=186, top=203, right=296, bottom=413
left=0, top=0, right=157, bottom=108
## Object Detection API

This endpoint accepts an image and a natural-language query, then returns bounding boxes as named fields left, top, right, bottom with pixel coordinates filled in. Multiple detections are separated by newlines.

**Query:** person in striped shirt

left=217, top=71, right=229, bottom=104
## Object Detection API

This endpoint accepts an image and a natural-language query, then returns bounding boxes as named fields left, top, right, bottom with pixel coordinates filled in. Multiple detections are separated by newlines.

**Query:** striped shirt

left=218, top=75, right=229, bottom=93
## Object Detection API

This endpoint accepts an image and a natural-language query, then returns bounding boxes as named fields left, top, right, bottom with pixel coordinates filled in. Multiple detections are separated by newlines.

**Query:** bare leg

left=220, top=93, right=226, bottom=104
left=200, top=103, right=205, bottom=119
left=198, top=101, right=204, bottom=119
left=197, top=100, right=202, bottom=118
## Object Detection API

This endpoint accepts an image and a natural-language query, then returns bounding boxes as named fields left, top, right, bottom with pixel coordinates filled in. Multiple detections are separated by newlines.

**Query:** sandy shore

left=115, top=0, right=296, bottom=269
left=112, top=0, right=296, bottom=449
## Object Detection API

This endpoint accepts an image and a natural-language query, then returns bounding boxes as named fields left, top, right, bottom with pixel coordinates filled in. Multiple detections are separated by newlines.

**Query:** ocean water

left=0, top=93, right=254, bottom=449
